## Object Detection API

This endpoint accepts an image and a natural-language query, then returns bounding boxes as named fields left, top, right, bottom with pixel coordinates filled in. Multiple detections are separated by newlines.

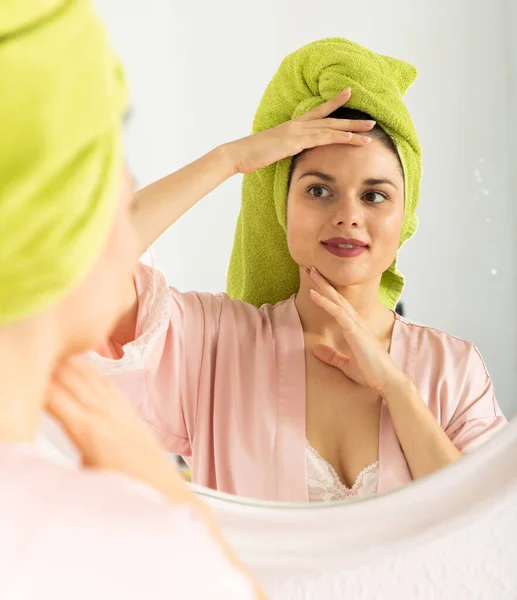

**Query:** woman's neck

left=295, top=269, right=394, bottom=348
left=0, top=319, right=59, bottom=444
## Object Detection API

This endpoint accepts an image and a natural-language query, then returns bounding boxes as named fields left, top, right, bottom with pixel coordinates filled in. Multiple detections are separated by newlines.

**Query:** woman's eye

left=364, top=191, right=387, bottom=204
left=308, top=185, right=330, bottom=199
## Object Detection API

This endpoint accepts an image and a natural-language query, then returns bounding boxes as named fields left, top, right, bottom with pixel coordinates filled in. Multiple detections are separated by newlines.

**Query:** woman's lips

left=321, top=238, right=368, bottom=258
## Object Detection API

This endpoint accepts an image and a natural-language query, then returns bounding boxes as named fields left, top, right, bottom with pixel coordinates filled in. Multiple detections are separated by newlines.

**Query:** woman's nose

left=332, top=198, right=363, bottom=228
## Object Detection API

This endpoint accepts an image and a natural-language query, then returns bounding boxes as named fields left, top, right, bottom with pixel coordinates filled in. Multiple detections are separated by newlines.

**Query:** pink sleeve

left=0, top=449, right=254, bottom=600
left=90, top=263, right=220, bottom=458
left=445, top=344, right=507, bottom=453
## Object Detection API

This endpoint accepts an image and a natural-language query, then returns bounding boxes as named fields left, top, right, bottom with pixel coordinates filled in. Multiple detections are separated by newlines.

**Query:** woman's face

left=287, top=138, right=405, bottom=290
left=60, top=167, right=139, bottom=353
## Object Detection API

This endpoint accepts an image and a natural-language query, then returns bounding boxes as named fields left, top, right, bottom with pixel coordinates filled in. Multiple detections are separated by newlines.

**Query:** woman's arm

left=110, top=148, right=235, bottom=347
left=132, top=147, right=235, bottom=258
left=381, top=379, right=463, bottom=479
left=111, top=88, right=375, bottom=346
left=131, top=88, right=374, bottom=256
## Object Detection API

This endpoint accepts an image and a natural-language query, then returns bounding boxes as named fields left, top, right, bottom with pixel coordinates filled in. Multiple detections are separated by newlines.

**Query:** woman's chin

left=314, top=263, right=371, bottom=289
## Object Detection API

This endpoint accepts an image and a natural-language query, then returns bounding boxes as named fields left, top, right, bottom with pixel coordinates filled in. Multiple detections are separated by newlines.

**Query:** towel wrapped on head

left=0, top=0, right=127, bottom=325
left=227, top=37, right=422, bottom=309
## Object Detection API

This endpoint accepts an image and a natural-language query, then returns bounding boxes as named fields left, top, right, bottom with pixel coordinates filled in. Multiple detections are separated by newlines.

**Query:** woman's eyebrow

left=363, top=177, right=399, bottom=190
left=297, top=171, right=336, bottom=183
left=297, top=172, right=399, bottom=191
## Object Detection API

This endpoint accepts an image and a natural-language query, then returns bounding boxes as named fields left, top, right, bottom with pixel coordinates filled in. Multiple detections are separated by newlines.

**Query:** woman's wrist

left=380, top=375, right=418, bottom=409
left=213, top=143, right=240, bottom=179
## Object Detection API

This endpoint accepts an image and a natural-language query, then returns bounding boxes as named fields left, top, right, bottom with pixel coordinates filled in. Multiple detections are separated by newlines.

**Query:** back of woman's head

left=0, top=0, right=131, bottom=346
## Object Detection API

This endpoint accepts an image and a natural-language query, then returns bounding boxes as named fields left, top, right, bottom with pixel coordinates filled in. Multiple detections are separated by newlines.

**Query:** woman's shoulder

left=395, top=313, right=476, bottom=349
left=393, top=314, right=494, bottom=395
left=126, top=262, right=300, bottom=358
left=192, top=293, right=300, bottom=351
left=171, top=277, right=298, bottom=331
left=0, top=446, right=254, bottom=598
left=394, top=313, right=484, bottom=368
left=137, top=254, right=297, bottom=316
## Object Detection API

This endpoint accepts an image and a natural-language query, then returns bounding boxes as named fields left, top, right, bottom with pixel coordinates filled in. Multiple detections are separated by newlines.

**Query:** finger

left=52, top=358, right=109, bottom=409
left=46, top=384, right=91, bottom=444
left=308, top=268, right=357, bottom=319
left=309, top=289, right=354, bottom=331
left=309, top=118, right=376, bottom=133
left=309, top=268, right=360, bottom=320
left=66, top=355, right=109, bottom=387
left=297, top=88, right=352, bottom=121
left=308, top=267, right=342, bottom=303
left=66, top=354, right=118, bottom=387
left=313, top=343, right=351, bottom=370
left=305, top=130, right=372, bottom=148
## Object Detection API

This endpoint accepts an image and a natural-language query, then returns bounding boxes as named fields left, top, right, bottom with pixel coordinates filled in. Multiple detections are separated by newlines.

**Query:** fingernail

left=363, top=120, right=376, bottom=128
left=340, top=87, right=351, bottom=96
left=361, top=136, right=372, bottom=143
left=311, top=267, right=320, bottom=276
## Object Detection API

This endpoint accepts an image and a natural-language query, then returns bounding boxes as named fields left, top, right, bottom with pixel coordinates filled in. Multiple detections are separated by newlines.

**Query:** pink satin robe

left=93, top=264, right=507, bottom=502
left=0, top=445, right=253, bottom=599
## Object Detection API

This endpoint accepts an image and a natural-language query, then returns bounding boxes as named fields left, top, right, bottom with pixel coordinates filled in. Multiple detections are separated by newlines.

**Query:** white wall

left=504, top=0, right=517, bottom=416
left=95, top=0, right=516, bottom=416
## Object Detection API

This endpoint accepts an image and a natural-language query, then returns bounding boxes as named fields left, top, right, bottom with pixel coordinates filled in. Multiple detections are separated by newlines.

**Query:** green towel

left=227, top=38, right=422, bottom=309
left=0, top=0, right=126, bottom=325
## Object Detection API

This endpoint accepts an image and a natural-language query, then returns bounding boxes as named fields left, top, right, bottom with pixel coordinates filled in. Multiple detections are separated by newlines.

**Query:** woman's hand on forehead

left=222, top=88, right=376, bottom=175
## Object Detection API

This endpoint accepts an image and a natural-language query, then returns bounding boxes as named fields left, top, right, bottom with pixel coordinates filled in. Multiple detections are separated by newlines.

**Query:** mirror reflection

left=6, top=3, right=516, bottom=598
left=53, top=5, right=516, bottom=506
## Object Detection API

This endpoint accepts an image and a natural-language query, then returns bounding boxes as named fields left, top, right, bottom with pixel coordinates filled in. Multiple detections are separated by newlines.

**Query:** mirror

left=39, top=1, right=516, bottom=509
left=190, top=418, right=517, bottom=598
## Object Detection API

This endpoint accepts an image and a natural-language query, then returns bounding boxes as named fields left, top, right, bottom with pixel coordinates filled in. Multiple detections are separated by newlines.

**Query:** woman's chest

left=304, top=351, right=382, bottom=489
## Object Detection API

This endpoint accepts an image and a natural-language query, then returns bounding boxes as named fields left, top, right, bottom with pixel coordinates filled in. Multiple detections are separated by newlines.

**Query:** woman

left=0, top=1, right=288, bottom=597
left=94, top=39, right=507, bottom=502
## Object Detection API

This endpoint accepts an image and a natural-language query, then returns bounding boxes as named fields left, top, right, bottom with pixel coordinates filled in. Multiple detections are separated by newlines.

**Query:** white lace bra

left=306, top=441, right=379, bottom=502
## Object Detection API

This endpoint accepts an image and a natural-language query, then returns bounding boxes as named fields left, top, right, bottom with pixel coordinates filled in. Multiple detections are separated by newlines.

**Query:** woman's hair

left=288, top=107, right=401, bottom=184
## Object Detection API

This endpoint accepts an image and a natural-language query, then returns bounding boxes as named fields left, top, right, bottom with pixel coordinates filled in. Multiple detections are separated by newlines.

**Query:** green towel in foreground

left=0, top=0, right=126, bottom=325
left=227, top=38, right=422, bottom=309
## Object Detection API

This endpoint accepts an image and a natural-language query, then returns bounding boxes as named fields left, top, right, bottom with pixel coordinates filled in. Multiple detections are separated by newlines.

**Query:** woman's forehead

left=293, top=141, right=404, bottom=183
